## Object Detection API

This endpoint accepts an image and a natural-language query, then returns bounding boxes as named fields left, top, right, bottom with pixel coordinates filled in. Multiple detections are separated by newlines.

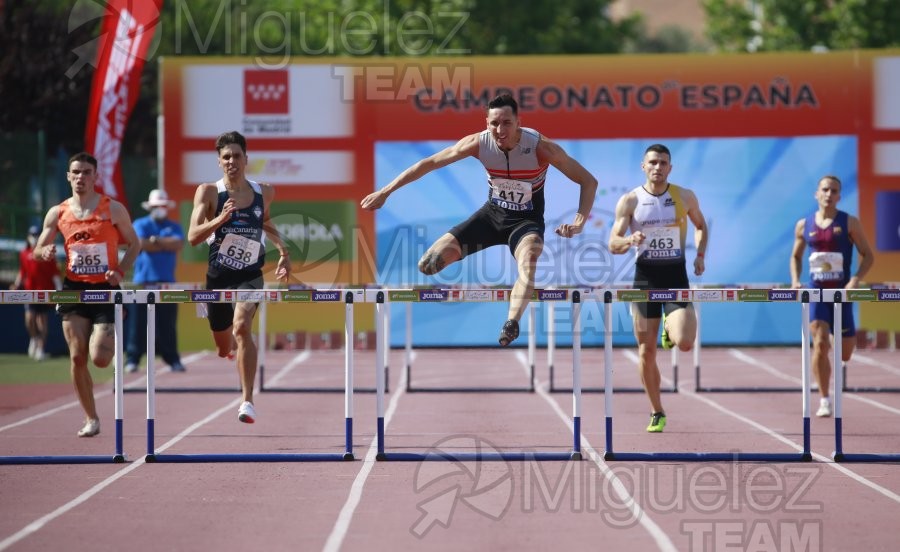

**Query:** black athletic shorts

left=56, top=279, right=119, bottom=325
left=449, top=202, right=544, bottom=257
left=632, top=261, right=691, bottom=319
left=205, top=270, right=264, bottom=332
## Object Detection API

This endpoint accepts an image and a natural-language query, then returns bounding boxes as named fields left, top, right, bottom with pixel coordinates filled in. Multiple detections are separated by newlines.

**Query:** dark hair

left=215, top=131, right=247, bottom=154
left=68, top=152, right=98, bottom=170
left=487, top=94, right=518, bottom=116
left=819, top=175, right=842, bottom=189
left=644, top=144, right=671, bottom=158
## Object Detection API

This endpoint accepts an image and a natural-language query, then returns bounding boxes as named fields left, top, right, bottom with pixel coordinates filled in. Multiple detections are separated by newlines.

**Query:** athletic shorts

left=205, top=270, right=264, bottom=332
left=632, top=261, right=691, bottom=319
left=55, top=279, right=119, bottom=325
left=449, top=202, right=544, bottom=257
left=811, top=300, right=856, bottom=337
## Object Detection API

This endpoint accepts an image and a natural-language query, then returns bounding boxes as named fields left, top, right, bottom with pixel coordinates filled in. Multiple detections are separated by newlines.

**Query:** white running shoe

left=816, top=397, right=832, bottom=418
left=238, top=401, right=256, bottom=424
left=125, top=363, right=139, bottom=374
left=28, top=338, right=36, bottom=359
left=77, top=419, right=100, bottom=437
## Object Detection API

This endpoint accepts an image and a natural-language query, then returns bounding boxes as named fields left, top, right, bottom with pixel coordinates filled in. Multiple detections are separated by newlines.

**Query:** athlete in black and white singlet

left=206, top=179, right=266, bottom=279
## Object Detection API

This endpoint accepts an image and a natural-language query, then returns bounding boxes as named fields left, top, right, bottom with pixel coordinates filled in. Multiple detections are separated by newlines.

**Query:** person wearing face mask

left=11, top=225, right=62, bottom=360
left=125, top=189, right=186, bottom=373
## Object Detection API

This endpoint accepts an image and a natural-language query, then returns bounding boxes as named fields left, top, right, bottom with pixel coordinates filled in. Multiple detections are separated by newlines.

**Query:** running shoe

left=816, top=397, right=832, bottom=417
left=170, top=361, right=186, bottom=373
left=660, top=312, right=674, bottom=350
left=646, top=412, right=667, bottom=433
left=238, top=401, right=256, bottom=424
left=498, top=319, right=519, bottom=347
left=125, top=362, right=139, bottom=374
left=77, top=418, right=100, bottom=437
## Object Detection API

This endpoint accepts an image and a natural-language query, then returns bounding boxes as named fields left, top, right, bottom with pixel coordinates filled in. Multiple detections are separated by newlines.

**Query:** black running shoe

left=498, top=319, right=519, bottom=346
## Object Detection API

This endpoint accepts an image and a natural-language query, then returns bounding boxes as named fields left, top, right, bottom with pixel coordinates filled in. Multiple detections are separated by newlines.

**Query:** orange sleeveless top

left=57, top=196, right=121, bottom=283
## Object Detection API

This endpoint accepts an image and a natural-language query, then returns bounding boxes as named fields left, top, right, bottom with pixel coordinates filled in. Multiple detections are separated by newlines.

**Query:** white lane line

left=517, top=351, right=678, bottom=552
left=622, top=350, right=900, bottom=505
left=322, top=353, right=412, bottom=552
left=0, top=351, right=210, bottom=434
left=0, top=350, right=309, bottom=551
left=852, top=353, right=900, bottom=377
left=728, top=349, right=900, bottom=415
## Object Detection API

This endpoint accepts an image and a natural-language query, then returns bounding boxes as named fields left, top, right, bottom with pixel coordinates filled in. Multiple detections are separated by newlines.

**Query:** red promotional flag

left=83, top=0, right=163, bottom=206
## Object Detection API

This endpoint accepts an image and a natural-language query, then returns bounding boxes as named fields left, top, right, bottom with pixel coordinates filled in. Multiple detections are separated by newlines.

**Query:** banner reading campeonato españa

left=84, top=0, right=163, bottom=207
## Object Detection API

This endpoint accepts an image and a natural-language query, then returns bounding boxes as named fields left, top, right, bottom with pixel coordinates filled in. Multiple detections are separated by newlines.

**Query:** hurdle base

left=603, top=451, right=811, bottom=462
left=124, top=387, right=242, bottom=394
left=260, top=387, right=382, bottom=394
left=695, top=386, right=817, bottom=393
left=833, top=452, right=900, bottom=462
left=148, top=453, right=354, bottom=463
left=379, top=451, right=575, bottom=462
left=113, top=454, right=127, bottom=463
left=145, top=454, right=157, bottom=463
left=569, top=451, right=583, bottom=461
left=0, top=455, right=123, bottom=465
left=342, top=452, right=355, bottom=461
left=550, top=386, right=677, bottom=394
left=842, top=387, right=900, bottom=393
left=406, top=387, right=535, bottom=393
left=376, top=452, right=387, bottom=461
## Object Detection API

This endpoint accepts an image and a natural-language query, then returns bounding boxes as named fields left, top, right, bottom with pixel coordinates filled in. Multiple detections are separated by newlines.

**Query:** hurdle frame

left=603, top=288, right=814, bottom=462
left=828, top=289, right=900, bottom=462
left=374, top=289, right=583, bottom=461
left=396, top=289, right=541, bottom=393
left=143, top=289, right=356, bottom=463
left=0, top=290, right=129, bottom=465
left=546, top=297, right=680, bottom=394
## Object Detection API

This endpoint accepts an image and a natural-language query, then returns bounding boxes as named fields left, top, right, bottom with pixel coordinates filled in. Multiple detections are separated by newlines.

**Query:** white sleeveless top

left=629, top=183, right=688, bottom=264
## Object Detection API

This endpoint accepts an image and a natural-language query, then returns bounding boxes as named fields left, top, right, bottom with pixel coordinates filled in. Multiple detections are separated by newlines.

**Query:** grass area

left=0, top=354, right=115, bottom=385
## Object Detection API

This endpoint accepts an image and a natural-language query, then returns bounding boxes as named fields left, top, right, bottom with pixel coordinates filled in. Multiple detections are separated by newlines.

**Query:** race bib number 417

left=489, top=178, right=533, bottom=212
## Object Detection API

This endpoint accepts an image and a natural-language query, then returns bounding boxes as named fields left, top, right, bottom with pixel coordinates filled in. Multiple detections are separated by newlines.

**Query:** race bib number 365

left=217, top=233, right=262, bottom=270
left=638, top=226, right=682, bottom=262
left=490, top=178, right=533, bottom=212
left=69, top=243, right=109, bottom=275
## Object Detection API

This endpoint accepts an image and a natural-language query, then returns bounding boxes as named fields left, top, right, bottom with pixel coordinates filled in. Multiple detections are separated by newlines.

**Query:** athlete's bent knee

left=418, top=253, right=445, bottom=276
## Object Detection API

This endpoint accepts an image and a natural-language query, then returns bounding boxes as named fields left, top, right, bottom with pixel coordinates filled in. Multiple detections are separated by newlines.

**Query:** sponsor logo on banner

left=3, top=291, right=33, bottom=303
left=237, top=291, right=266, bottom=302
left=81, top=291, right=109, bottom=303
left=160, top=291, right=191, bottom=303
left=244, top=70, right=289, bottom=114
left=451, top=290, right=462, bottom=301
left=726, top=290, right=735, bottom=301
left=191, top=291, right=220, bottom=302
left=738, top=289, right=769, bottom=302
left=268, top=291, right=280, bottom=302
left=537, top=289, right=568, bottom=301
left=693, top=290, right=723, bottom=302
left=388, top=290, right=419, bottom=302
left=847, top=290, right=877, bottom=302
left=768, top=290, right=798, bottom=301
left=282, top=291, right=312, bottom=302
left=878, top=290, right=900, bottom=301
left=36, top=292, right=48, bottom=303
left=243, top=69, right=290, bottom=134
left=224, top=291, right=234, bottom=302
left=464, top=290, right=493, bottom=302
left=617, top=290, right=649, bottom=302
left=313, top=290, right=342, bottom=302
left=680, top=290, right=691, bottom=301
left=649, top=290, right=678, bottom=301
left=419, top=290, right=448, bottom=302
left=496, top=290, right=507, bottom=301
left=51, top=291, right=80, bottom=304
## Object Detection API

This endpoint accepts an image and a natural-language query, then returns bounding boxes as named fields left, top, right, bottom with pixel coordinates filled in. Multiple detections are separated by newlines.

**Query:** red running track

left=1, top=346, right=899, bottom=551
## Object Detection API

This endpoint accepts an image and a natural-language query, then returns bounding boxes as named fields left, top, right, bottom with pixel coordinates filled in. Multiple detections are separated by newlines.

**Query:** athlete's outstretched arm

left=789, top=218, right=807, bottom=288
left=360, top=133, right=480, bottom=210
left=847, top=214, right=874, bottom=288
left=538, top=139, right=598, bottom=238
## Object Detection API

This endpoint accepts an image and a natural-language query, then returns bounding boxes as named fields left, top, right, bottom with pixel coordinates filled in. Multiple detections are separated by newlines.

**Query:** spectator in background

left=125, top=189, right=186, bottom=373
left=11, top=225, right=62, bottom=361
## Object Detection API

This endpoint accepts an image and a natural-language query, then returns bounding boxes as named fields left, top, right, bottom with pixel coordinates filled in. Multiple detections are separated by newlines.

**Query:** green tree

left=703, top=0, right=900, bottom=52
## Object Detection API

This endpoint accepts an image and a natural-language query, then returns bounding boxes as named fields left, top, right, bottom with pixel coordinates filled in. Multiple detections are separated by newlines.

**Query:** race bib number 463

left=217, top=233, right=262, bottom=270
left=489, top=178, right=533, bottom=212
left=69, top=243, right=109, bottom=275
left=638, top=226, right=682, bottom=261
